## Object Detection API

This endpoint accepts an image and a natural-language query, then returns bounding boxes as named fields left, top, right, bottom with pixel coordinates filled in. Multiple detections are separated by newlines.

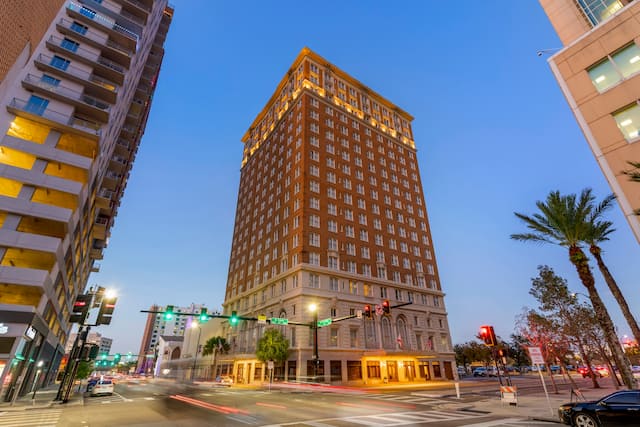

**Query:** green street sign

left=317, top=318, right=332, bottom=327
left=270, top=317, right=289, bottom=325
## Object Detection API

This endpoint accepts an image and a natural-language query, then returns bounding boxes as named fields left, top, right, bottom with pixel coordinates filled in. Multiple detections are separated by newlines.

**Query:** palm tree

left=583, top=193, right=640, bottom=346
left=623, top=161, right=640, bottom=215
left=511, top=189, right=637, bottom=389
left=202, top=336, right=230, bottom=379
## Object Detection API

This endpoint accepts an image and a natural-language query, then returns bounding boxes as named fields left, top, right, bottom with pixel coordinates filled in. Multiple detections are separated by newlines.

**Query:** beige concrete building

left=0, top=0, right=173, bottom=401
left=540, top=0, right=640, bottom=241
left=222, top=48, right=455, bottom=385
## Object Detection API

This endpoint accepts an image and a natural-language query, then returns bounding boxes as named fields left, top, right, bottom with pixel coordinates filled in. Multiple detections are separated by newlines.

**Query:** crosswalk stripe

left=258, top=409, right=483, bottom=426
left=0, top=409, right=62, bottom=427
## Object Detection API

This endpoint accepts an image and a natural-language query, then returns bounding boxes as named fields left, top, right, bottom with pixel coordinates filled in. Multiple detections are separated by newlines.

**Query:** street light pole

left=191, top=322, right=202, bottom=381
left=309, top=304, right=319, bottom=381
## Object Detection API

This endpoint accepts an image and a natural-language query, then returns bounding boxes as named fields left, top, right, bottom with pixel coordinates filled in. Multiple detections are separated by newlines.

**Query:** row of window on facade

left=307, top=61, right=411, bottom=134
left=244, top=99, right=417, bottom=186
left=228, top=319, right=449, bottom=354
left=229, top=271, right=441, bottom=308
left=586, top=42, right=640, bottom=141
left=250, top=65, right=413, bottom=147
left=232, top=359, right=451, bottom=384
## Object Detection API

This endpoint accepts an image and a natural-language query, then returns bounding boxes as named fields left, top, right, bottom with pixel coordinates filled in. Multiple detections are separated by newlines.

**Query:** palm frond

left=623, top=161, right=640, bottom=183
left=510, top=233, right=553, bottom=244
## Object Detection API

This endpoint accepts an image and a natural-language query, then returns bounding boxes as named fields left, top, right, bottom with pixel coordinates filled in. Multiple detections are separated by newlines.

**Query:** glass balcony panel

left=23, top=74, right=111, bottom=113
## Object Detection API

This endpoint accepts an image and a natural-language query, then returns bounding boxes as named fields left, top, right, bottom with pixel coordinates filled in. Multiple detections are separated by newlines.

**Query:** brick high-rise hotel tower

left=222, top=48, right=455, bottom=385
left=0, top=0, right=173, bottom=400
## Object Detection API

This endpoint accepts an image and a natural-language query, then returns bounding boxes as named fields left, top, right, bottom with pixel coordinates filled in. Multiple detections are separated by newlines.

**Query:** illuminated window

left=577, top=0, right=624, bottom=26
left=588, top=43, right=640, bottom=92
left=613, top=104, right=640, bottom=141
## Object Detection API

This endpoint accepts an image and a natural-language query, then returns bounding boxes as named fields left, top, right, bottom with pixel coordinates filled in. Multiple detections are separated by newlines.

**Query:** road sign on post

left=526, top=346, right=544, bottom=365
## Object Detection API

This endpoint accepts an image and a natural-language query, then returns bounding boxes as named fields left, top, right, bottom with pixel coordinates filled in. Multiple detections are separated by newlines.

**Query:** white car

left=218, top=376, right=233, bottom=386
left=90, top=380, right=114, bottom=396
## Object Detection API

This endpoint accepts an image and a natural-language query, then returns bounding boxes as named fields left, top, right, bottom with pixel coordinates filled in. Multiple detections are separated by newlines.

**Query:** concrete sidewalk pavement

left=435, top=382, right=620, bottom=424
left=0, top=383, right=84, bottom=412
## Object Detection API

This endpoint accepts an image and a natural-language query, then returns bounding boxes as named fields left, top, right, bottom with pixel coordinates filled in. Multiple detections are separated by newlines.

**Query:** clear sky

left=89, top=1, right=640, bottom=355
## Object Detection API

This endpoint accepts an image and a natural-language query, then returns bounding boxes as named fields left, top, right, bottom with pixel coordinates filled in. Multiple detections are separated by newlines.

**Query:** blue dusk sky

left=89, top=1, right=640, bottom=354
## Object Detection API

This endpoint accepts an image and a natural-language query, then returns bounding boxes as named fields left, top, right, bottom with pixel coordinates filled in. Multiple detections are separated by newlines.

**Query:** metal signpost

left=527, top=346, right=554, bottom=416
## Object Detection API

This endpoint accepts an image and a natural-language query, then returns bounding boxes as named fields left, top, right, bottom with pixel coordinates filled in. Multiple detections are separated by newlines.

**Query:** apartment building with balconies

left=222, top=48, right=455, bottom=385
left=0, top=0, right=173, bottom=401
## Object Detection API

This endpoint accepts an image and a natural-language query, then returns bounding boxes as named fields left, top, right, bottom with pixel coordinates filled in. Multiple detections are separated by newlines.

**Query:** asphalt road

left=41, top=376, right=565, bottom=426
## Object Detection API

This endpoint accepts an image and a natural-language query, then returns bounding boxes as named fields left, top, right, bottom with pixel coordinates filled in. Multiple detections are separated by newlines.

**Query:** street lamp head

left=104, top=288, right=117, bottom=299
left=191, top=321, right=199, bottom=328
left=309, top=303, right=317, bottom=312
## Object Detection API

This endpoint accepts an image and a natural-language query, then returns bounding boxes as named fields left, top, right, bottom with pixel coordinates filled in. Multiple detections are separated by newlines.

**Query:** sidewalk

left=0, top=383, right=84, bottom=412
left=435, top=381, right=619, bottom=423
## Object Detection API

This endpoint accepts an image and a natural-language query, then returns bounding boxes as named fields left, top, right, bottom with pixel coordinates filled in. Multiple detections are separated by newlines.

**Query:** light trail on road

left=169, top=394, right=250, bottom=415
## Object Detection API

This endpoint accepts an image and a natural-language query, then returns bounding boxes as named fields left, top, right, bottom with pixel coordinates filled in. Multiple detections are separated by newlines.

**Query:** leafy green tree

left=256, top=328, right=289, bottom=364
left=454, top=341, right=491, bottom=367
left=527, top=265, right=601, bottom=388
left=512, top=189, right=637, bottom=389
left=75, top=361, right=92, bottom=380
left=582, top=196, right=640, bottom=345
left=508, top=334, right=531, bottom=371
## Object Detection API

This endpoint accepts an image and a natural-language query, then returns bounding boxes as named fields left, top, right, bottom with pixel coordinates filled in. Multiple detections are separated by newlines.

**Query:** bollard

left=455, top=381, right=460, bottom=399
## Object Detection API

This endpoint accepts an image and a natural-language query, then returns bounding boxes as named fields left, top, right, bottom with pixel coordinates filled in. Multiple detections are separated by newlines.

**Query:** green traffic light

left=199, top=308, right=208, bottom=322
left=230, top=311, right=238, bottom=325
left=164, top=305, right=174, bottom=320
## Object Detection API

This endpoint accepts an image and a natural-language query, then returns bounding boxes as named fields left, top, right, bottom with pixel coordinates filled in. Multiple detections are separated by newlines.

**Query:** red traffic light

left=382, top=300, right=390, bottom=314
left=364, top=305, right=372, bottom=318
left=479, top=325, right=497, bottom=346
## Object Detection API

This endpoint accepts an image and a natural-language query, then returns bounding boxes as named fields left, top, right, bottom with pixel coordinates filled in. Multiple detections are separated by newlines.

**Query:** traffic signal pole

left=56, top=325, right=90, bottom=402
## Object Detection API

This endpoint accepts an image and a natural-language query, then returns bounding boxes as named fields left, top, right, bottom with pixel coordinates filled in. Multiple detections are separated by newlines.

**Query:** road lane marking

left=459, top=418, right=526, bottom=427
left=256, top=402, right=287, bottom=409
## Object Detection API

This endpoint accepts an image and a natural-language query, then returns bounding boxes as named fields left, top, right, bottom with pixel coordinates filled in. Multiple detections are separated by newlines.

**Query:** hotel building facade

left=540, top=0, right=640, bottom=242
left=221, top=48, right=455, bottom=385
left=0, top=0, right=172, bottom=400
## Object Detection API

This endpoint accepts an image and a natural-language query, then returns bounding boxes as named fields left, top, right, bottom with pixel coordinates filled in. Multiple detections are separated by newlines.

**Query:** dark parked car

left=558, top=390, right=640, bottom=426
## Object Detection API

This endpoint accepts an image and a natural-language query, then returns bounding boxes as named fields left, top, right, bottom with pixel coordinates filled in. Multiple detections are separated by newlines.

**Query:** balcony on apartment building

left=96, top=187, right=114, bottom=210
left=45, top=35, right=125, bottom=85
left=34, top=53, right=118, bottom=104
left=119, top=124, right=138, bottom=141
left=21, top=73, right=111, bottom=123
left=56, top=18, right=132, bottom=69
left=114, top=138, right=132, bottom=157
left=93, top=215, right=110, bottom=240
left=116, top=0, right=153, bottom=15
left=7, top=97, right=101, bottom=139
left=102, top=169, right=122, bottom=190
left=109, top=154, right=128, bottom=173
left=66, top=1, right=139, bottom=52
